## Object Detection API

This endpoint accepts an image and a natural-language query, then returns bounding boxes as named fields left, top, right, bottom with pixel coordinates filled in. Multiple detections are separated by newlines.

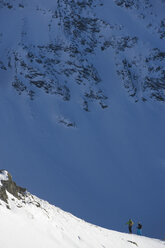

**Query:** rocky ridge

left=0, top=170, right=26, bottom=205
left=0, top=170, right=48, bottom=211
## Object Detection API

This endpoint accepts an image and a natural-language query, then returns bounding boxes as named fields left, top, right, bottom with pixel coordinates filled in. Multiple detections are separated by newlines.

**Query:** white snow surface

left=0, top=193, right=164, bottom=248
left=0, top=170, right=8, bottom=186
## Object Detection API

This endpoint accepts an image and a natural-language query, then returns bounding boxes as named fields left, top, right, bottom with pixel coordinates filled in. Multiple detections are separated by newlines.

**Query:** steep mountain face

left=113, top=0, right=165, bottom=102
left=0, top=0, right=164, bottom=106
left=0, top=170, right=165, bottom=248
left=0, top=0, right=109, bottom=112
left=0, top=0, right=165, bottom=239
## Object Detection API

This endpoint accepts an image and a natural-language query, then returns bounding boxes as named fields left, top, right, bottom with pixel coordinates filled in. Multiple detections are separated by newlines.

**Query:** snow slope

left=0, top=172, right=164, bottom=248
left=0, top=0, right=165, bottom=239
left=1, top=197, right=164, bottom=248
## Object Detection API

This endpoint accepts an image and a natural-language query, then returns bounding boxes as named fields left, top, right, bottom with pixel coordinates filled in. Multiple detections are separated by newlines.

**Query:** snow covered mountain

left=0, top=0, right=165, bottom=104
left=0, top=170, right=164, bottom=248
left=0, top=0, right=165, bottom=239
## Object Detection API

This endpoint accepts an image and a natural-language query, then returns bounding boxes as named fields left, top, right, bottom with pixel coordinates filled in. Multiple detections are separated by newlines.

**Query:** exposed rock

left=128, top=240, right=138, bottom=246
left=0, top=170, right=26, bottom=203
left=0, top=0, right=165, bottom=107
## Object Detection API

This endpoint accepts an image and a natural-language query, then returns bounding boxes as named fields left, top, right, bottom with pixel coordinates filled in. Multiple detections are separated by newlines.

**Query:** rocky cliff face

left=0, top=0, right=164, bottom=112
left=0, top=170, right=42, bottom=209
left=0, top=170, right=26, bottom=204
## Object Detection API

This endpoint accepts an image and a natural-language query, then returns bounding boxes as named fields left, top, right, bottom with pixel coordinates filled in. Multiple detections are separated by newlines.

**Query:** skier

left=137, top=222, right=142, bottom=235
left=126, top=219, right=134, bottom=233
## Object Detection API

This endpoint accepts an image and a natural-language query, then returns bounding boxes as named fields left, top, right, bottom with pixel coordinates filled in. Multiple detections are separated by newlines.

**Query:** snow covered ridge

left=0, top=0, right=165, bottom=108
left=0, top=170, right=165, bottom=248
left=0, top=170, right=26, bottom=204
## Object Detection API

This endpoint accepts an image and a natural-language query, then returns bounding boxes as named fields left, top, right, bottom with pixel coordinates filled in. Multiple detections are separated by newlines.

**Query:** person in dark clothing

left=126, top=219, right=134, bottom=233
left=137, top=222, right=142, bottom=235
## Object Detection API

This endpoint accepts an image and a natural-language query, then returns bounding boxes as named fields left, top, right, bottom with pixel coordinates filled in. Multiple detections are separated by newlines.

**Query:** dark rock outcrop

left=0, top=170, right=26, bottom=203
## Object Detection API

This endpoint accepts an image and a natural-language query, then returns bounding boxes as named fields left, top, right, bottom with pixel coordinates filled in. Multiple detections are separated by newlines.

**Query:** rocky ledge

left=0, top=170, right=26, bottom=203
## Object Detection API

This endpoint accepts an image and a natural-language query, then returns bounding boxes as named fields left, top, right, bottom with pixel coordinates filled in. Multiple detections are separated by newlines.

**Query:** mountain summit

left=0, top=170, right=164, bottom=248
